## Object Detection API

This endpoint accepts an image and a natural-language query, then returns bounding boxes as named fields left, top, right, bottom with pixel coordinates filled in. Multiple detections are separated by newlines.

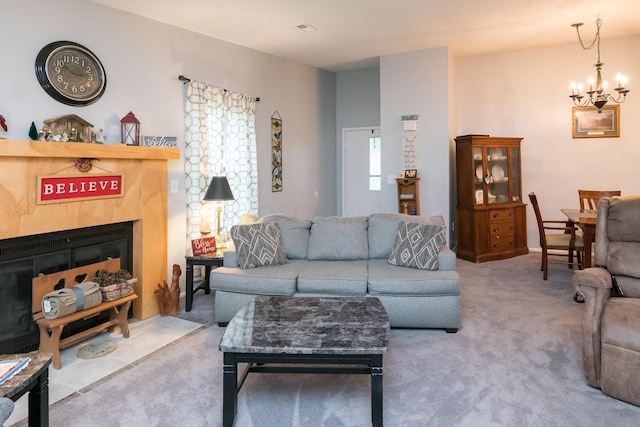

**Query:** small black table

left=219, top=296, right=390, bottom=427
left=185, top=253, right=223, bottom=312
left=0, top=351, right=53, bottom=427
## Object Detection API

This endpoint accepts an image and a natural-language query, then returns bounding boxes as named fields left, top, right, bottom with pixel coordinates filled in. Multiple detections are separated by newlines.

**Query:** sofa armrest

left=437, top=245, right=456, bottom=271
left=572, top=267, right=612, bottom=388
left=222, top=249, right=239, bottom=268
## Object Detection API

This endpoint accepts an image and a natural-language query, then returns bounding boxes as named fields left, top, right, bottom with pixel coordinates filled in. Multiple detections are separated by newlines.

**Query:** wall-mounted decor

left=271, top=111, right=283, bottom=192
left=572, top=105, right=620, bottom=138
left=37, top=174, right=123, bottom=205
left=402, top=134, right=418, bottom=169
left=35, top=41, right=107, bottom=106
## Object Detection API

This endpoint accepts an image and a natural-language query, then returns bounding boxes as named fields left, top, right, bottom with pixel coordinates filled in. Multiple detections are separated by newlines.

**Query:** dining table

left=561, top=208, right=598, bottom=268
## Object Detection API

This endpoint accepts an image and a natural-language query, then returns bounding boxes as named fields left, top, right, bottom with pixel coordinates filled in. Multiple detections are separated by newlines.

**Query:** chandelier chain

left=575, top=18, right=601, bottom=63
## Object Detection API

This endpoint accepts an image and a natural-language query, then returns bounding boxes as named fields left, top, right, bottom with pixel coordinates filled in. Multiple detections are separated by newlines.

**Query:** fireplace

left=0, top=222, right=133, bottom=354
left=0, top=140, right=179, bottom=325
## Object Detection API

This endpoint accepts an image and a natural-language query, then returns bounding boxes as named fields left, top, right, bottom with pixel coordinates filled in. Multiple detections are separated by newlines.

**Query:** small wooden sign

left=37, top=174, right=124, bottom=204
left=191, top=237, right=217, bottom=256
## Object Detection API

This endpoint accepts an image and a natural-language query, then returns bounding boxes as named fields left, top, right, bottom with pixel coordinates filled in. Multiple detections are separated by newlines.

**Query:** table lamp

left=203, top=176, right=235, bottom=246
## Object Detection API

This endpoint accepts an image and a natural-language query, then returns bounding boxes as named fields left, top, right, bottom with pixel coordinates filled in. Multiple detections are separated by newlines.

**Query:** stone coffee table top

left=220, top=296, right=389, bottom=355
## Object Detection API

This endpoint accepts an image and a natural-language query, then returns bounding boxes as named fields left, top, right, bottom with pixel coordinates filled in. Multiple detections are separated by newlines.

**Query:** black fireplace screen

left=0, top=222, right=133, bottom=354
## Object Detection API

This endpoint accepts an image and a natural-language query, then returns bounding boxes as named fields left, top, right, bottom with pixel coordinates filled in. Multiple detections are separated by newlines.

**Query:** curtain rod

left=178, top=75, right=260, bottom=102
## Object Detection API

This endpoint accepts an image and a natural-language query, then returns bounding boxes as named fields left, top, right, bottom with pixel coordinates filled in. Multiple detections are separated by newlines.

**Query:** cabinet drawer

left=490, top=221, right=515, bottom=237
left=490, top=234, right=515, bottom=252
left=489, top=209, right=513, bottom=222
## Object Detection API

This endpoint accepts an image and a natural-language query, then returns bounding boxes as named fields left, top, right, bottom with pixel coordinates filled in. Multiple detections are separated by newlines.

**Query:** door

left=343, top=127, right=383, bottom=216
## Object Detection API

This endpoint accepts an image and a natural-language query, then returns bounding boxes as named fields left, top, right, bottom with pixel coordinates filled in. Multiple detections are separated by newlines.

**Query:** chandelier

left=569, top=18, right=630, bottom=112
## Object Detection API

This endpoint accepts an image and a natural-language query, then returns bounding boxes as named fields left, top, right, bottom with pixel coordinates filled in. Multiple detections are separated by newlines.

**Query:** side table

left=185, top=253, right=224, bottom=312
left=1, top=351, right=53, bottom=427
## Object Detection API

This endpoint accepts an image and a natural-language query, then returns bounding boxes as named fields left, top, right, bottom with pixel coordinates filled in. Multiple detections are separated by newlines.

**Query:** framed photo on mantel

left=572, top=105, right=620, bottom=138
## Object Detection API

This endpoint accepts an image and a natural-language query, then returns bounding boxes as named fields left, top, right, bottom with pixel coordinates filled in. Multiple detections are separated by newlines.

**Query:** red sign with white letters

left=191, top=237, right=217, bottom=256
left=37, top=174, right=124, bottom=204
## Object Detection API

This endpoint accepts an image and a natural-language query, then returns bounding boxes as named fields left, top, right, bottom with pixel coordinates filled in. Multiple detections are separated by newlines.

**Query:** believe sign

left=37, top=174, right=124, bottom=204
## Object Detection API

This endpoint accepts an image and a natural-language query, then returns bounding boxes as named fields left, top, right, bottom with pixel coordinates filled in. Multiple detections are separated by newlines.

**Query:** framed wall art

left=271, top=111, right=283, bottom=192
left=572, top=105, right=620, bottom=138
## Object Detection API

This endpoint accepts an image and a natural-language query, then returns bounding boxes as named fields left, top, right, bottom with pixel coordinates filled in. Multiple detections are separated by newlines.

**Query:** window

left=369, top=136, right=381, bottom=191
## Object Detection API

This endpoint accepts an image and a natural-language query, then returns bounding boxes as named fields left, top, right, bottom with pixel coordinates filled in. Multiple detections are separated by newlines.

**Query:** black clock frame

left=35, top=41, right=107, bottom=107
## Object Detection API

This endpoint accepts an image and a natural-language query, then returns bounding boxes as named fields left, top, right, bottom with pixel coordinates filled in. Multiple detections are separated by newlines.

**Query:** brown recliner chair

left=572, top=195, right=640, bottom=406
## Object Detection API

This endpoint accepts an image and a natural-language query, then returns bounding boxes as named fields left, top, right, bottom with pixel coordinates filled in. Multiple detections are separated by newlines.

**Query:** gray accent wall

left=336, top=67, right=382, bottom=214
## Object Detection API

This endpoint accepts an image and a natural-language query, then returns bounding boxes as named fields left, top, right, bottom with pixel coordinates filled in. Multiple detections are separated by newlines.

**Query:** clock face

left=35, top=41, right=107, bottom=106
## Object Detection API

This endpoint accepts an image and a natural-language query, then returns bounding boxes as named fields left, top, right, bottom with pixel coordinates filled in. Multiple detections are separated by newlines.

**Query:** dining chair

left=578, top=189, right=621, bottom=212
left=529, top=192, right=584, bottom=280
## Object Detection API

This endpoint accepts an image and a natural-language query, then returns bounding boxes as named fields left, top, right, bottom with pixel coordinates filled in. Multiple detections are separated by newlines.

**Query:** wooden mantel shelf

left=0, top=139, right=180, bottom=160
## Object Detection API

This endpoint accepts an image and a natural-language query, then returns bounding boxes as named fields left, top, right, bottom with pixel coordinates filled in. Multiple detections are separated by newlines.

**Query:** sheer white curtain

left=184, top=80, right=258, bottom=248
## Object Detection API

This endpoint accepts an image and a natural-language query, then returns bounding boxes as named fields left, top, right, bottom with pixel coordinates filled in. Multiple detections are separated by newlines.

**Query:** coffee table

left=219, top=295, right=390, bottom=427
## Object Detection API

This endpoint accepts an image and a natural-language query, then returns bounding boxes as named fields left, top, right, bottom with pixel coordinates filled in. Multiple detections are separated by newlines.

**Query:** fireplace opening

left=0, top=222, right=133, bottom=354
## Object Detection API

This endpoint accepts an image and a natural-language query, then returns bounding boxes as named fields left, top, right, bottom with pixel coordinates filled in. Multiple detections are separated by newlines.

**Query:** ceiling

left=92, top=0, right=640, bottom=72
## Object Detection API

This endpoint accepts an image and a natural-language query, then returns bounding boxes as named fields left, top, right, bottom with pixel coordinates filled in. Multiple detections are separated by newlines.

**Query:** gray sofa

left=210, top=213, right=461, bottom=330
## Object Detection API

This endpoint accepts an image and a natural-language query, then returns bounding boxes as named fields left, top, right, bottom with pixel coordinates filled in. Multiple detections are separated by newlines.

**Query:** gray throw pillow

left=388, top=222, right=446, bottom=270
left=231, top=222, right=287, bottom=269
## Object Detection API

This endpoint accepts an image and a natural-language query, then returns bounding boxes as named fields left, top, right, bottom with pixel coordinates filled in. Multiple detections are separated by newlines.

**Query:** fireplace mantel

left=0, top=139, right=180, bottom=319
left=0, top=139, right=179, bottom=160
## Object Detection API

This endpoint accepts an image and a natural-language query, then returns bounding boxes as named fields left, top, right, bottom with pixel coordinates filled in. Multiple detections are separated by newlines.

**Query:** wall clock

left=35, top=41, right=107, bottom=106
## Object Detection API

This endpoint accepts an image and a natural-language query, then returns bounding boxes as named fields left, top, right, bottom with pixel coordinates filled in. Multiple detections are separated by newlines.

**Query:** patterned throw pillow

left=231, top=222, right=288, bottom=269
left=388, top=222, right=447, bottom=270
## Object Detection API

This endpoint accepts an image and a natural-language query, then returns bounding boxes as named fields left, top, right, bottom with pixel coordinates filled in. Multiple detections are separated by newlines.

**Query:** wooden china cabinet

left=454, top=135, right=528, bottom=262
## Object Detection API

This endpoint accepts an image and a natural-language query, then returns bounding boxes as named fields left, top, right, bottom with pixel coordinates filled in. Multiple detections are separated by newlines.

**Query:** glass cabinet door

left=486, top=146, right=509, bottom=204
left=510, top=146, right=521, bottom=202
left=473, top=146, right=484, bottom=204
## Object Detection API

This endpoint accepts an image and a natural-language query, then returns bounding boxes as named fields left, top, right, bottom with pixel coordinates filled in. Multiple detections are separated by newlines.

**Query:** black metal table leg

left=223, top=352, right=238, bottom=427
left=28, top=369, right=49, bottom=427
left=371, top=354, right=383, bottom=427
left=185, top=261, right=194, bottom=312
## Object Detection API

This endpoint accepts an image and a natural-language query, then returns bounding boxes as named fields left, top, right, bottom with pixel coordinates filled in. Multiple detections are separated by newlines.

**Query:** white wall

left=2, top=0, right=336, bottom=289
left=456, top=35, right=640, bottom=249
left=380, top=47, right=453, bottom=231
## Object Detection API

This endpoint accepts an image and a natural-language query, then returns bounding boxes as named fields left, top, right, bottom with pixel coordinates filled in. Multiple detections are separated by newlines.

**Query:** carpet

left=76, top=340, right=118, bottom=360
left=33, top=254, right=640, bottom=426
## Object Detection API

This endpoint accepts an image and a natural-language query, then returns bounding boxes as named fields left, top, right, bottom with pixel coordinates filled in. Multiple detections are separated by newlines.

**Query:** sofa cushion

left=257, top=214, right=312, bottom=259
left=296, top=260, right=368, bottom=295
left=307, top=216, right=369, bottom=260
left=231, top=223, right=287, bottom=269
left=368, top=213, right=445, bottom=259
left=210, top=261, right=303, bottom=295
left=367, top=259, right=460, bottom=295
left=388, top=222, right=446, bottom=270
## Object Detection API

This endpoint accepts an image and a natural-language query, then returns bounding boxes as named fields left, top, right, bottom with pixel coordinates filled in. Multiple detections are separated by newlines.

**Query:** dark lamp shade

left=203, top=176, right=235, bottom=201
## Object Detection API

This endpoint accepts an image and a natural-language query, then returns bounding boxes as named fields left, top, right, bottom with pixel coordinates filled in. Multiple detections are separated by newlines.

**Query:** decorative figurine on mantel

left=0, top=115, right=7, bottom=138
left=94, top=128, right=106, bottom=144
left=41, top=114, right=94, bottom=143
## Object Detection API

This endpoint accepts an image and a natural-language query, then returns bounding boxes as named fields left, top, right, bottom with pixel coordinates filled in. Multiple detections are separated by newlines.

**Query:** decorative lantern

left=120, top=111, right=140, bottom=145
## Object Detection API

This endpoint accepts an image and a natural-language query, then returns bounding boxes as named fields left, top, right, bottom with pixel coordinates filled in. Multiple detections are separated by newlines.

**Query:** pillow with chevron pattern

left=388, top=221, right=446, bottom=270
left=231, top=222, right=288, bottom=269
